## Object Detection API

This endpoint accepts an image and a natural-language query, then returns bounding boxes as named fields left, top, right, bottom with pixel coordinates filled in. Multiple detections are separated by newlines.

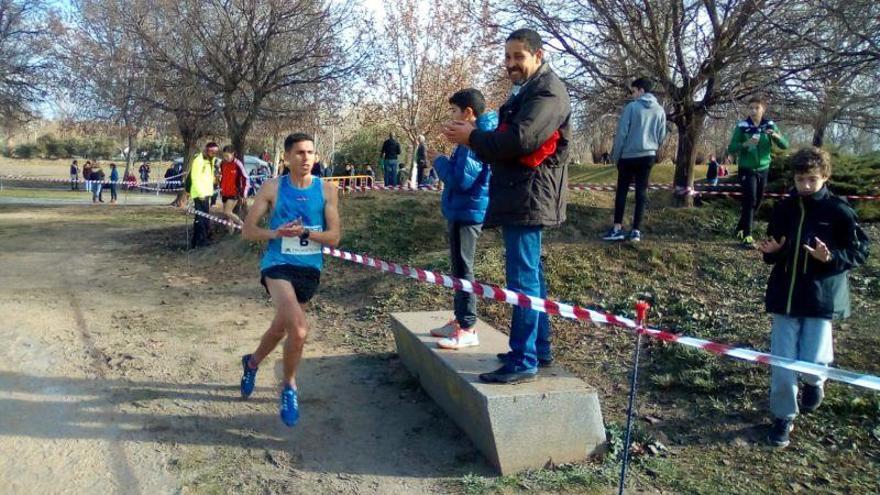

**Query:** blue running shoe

left=240, top=354, right=258, bottom=399
left=280, top=386, right=300, bottom=427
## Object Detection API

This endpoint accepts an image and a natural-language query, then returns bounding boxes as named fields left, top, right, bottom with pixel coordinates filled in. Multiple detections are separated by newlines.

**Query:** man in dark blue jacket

left=429, top=89, right=497, bottom=350
left=443, top=28, right=570, bottom=384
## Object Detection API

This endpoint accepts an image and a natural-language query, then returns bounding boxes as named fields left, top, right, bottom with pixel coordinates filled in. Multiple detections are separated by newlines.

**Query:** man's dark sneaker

left=496, top=352, right=554, bottom=368
left=800, top=384, right=824, bottom=413
left=767, top=418, right=794, bottom=448
left=479, top=364, right=538, bottom=384
left=602, top=227, right=626, bottom=241
left=279, top=386, right=300, bottom=427
left=742, top=235, right=755, bottom=249
left=240, top=354, right=258, bottom=399
left=628, top=230, right=642, bottom=242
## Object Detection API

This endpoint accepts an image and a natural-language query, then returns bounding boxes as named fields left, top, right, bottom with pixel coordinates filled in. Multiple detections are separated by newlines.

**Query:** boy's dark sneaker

left=742, top=235, right=755, bottom=249
left=479, top=364, right=538, bottom=384
left=496, top=352, right=554, bottom=368
left=240, top=354, right=258, bottom=399
left=800, top=384, right=824, bottom=413
left=767, top=418, right=794, bottom=448
left=279, top=386, right=300, bottom=427
left=602, top=227, right=626, bottom=241
left=628, top=230, right=642, bottom=242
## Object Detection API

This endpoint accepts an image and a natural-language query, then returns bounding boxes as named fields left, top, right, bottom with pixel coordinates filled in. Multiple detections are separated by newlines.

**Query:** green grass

left=331, top=189, right=880, bottom=494
left=568, top=161, right=709, bottom=185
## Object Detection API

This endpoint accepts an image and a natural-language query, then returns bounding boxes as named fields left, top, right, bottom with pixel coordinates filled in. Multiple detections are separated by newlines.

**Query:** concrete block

left=390, top=311, right=606, bottom=475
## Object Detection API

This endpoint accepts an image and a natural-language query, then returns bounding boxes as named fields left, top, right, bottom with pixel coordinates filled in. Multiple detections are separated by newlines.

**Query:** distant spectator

left=82, top=161, right=93, bottom=194
left=601, top=151, right=610, bottom=165
left=311, top=153, right=323, bottom=177
left=706, top=154, right=719, bottom=186
left=727, top=94, right=789, bottom=248
left=364, top=165, right=375, bottom=179
left=602, top=77, right=668, bottom=243
left=139, top=162, right=151, bottom=184
left=70, top=160, right=79, bottom=190
left=380, top=132, right=401, bottom=186
left=416, top=135, right=427, bottom=185
left=186, top=142, right=220, bottom=248
left=91, top=164, right=105, bottom=203
left=108, top=163, right=119, bottom=204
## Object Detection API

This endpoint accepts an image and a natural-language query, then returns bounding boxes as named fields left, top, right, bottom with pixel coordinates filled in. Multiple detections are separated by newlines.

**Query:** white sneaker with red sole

left=437, top=327, right=479, bottom=350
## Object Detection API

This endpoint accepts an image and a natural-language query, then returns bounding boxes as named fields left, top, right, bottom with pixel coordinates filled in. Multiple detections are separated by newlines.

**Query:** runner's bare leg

left=252, top=278, right=308, bottom=389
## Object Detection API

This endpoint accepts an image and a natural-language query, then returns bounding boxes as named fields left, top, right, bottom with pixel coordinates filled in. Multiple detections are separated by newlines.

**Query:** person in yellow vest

left=187, top=142, right=220, bottom=248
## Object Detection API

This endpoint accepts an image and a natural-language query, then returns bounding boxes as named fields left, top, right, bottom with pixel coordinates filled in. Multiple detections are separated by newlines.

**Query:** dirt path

left=0, top=204, right=487, bottom=494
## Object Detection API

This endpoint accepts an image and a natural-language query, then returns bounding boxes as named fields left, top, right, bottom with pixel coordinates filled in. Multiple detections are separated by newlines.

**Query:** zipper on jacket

left=786, top=199, right=806, bottom=314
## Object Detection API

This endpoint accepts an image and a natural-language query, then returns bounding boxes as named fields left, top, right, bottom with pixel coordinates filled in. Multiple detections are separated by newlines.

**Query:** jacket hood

left=637, top=93, right=659, bottom=108
left=476, top=111, right=499, bottom=132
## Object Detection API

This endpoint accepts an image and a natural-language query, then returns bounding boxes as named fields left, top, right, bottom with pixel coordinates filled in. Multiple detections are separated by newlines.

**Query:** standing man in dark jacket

left=757, top=147, right=870, bottom=448
left=443, top=28, right=570, bottom=384
left=380, top=133, right=401, bottom=187
left=416, top=135, right=427, bottom=186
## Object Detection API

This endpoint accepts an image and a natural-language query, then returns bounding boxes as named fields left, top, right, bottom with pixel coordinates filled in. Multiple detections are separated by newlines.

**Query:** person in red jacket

left=219, top=145, right=249, bottom=225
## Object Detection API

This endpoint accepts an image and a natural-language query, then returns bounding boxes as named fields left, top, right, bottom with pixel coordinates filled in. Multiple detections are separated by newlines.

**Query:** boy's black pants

left=737, top=168, right=768, bottom=237
left=613, top=156, right=655, bottom=230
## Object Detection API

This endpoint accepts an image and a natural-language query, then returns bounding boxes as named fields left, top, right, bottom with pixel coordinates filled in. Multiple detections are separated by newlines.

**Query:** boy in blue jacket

left=429, top=88, right=498, bottom=349
left=758, top=147, right=870, bottom=448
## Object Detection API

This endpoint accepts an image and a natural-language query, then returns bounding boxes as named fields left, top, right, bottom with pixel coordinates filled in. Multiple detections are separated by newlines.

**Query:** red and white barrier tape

left=185, top=206, right=880, bottom=392
left=9, top=174, right=878, bottom=200
left=1, top=174, right=182, bottom=187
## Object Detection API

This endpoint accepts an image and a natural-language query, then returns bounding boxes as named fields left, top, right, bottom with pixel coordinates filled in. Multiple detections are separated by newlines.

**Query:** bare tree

left=130, top=0, right=369, bottom=159
left=491, top=0, right=814, bottom=204
left=59, top=0, right=154, bottom=178
left=377, top=0, right=499, bottom=160
left=0, top=0, right=52, bottom=122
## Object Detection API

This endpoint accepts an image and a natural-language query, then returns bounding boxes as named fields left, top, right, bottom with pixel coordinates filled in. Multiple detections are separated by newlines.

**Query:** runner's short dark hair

left=506, top=29, right=543, bottom=53
left=205, top=141, right=219, bottom=150
left=284, top=133, right=315, bottom=152
left=790, top=146, right=832, bottom=177
left=222, top=145, right=235, bottom=153
left=631, top=78, right=653, bottom=93
left=448, top=89, right=486, bottom=118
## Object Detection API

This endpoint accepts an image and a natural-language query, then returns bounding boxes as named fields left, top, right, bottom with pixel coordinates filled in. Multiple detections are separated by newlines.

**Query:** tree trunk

left=124, top=131, right=136, bottom=180
left=672, top=109, right=706, bottom=207
left=173, top=129, right=199, bottom=207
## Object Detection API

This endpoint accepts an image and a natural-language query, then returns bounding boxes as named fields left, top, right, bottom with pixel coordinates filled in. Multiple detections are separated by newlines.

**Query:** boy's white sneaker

left=437, top=327, right=479, bottom=350
left=430, top=318, right=457, bottom=338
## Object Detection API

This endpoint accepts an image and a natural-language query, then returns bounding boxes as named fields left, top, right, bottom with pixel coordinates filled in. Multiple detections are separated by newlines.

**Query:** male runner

left=239, top=133, right=341, bottom=427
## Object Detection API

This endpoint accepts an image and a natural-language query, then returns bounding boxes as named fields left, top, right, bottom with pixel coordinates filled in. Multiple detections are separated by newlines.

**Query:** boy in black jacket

left=758, top=147, right=870, bottom=448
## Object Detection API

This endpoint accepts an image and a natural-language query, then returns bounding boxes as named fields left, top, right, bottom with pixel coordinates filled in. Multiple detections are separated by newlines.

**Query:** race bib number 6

left=281, top=225, right=323, bottom=255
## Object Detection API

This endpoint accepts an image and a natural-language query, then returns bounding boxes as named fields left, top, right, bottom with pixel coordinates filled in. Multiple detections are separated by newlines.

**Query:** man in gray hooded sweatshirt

left=603, top=78, right=667, bottom=242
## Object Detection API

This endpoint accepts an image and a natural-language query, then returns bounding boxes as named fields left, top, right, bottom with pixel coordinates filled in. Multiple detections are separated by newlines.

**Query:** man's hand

left=442, top=121, right=475, bottom=146
left=275, top=222, right=304, bottom=238
left=758, top=236, right=787, bottom=254
left=804, top=237, right=832, bottom=263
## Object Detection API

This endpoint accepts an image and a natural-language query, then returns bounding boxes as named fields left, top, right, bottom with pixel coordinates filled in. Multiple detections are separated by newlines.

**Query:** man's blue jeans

left=383, top=159, right=399, bottom=186
left=503, top=225, right=552, bottom=372
left=769, top=314, right=833, bottom=420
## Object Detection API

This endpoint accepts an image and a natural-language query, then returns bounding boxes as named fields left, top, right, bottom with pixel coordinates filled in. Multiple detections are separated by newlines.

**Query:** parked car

left=171, top=154, right=269, bottom=175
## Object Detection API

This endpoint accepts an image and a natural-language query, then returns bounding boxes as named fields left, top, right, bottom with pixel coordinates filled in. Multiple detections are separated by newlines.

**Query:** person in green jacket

left=727, top=95, right=789, bottom=247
